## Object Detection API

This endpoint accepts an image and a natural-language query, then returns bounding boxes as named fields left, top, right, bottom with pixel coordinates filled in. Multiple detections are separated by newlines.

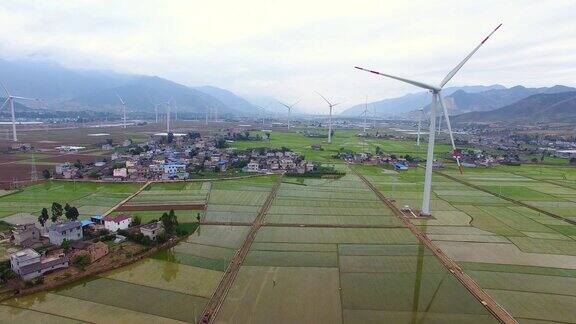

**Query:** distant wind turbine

left=116, top=93, right=127, bottom=128
left=355, top=23, right=502, bottom=216
left=416, top=108, right=424, bottom=146
left=278, top=100, right=300, bottom=131
left=0, top=82, right=40, bottom=142
left=315, top=92, right=340, bottom=144
left=255, top=105, right=267, bottom=127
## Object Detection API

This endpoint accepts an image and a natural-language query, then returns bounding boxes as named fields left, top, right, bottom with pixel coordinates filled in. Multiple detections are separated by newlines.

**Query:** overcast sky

left=0, top=0, right=575, bottom=113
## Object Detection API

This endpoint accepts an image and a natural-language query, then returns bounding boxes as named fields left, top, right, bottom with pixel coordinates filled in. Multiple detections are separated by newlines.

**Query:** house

left=279, top=158, right=296, bottom=170
left=101, top=144, right=113, bottom=150
left=246, top=161, right=259, bottom=172
left=164, top=164, right=186, bottom=174
left=104, top=214, right=132, bottom=232
left=90, top=215, right=104, bottom=225
left=71, top=241, right=109, bottom=262
left=140, top=222, right=164, bottom=240
left=10, top=248, right=69, bottom=281
left=11, top=223, right=40, bottom=246
left=113, top=168, right=128, bottom=178
left=48, top=221, right=83, bottom=245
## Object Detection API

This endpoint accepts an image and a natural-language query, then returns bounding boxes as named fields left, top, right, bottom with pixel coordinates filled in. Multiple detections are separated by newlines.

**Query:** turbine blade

left=315, top=91, right=332, bottom=106
left=290, top=99, right=300, bottom=108
left=0, top=97, right=9, bottom=112
left=355, top=66, right=440, bottom=91
left=116, top=93, right=125, bottom=105
left=438, top=93, right=463, bottom=172
left=11, top=96, right=38, bottom=101
left=0, top=82, right=9, bottom=97
left=439, top=23, right=502, bottom=88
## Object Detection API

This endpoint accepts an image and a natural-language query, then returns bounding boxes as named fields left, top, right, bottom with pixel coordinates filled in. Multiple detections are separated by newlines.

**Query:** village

left=45, top=130, right=318, bottom=181
left=1, top=209, right=179, bottom=287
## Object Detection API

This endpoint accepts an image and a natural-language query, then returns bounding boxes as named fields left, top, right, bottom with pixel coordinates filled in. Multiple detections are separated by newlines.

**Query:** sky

left=0, top=0, right=575, bottom=113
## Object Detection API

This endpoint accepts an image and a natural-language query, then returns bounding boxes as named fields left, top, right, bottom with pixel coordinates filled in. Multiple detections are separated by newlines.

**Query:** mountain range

left=0, top=59, right=262, bottom=116
left=452, top=91, right=576, bottom=124
left=340, top=85, right=505, bottom=117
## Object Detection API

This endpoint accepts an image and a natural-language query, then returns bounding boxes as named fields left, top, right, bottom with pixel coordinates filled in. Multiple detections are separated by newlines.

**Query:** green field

left=2, top=128, right=575, bottom=323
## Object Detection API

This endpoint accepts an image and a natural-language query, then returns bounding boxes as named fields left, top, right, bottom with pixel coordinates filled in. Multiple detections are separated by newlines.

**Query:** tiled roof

left=104, top=214, right=131, bottom=222
left=48, top=221, right=82, bottom=234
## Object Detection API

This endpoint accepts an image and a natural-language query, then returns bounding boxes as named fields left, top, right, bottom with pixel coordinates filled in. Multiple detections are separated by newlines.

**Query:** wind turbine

left=315, top=92, right=340, bottom=144
left=255, top=105, right=267, bottom=127
left=362, top=98, right=368, bottom=134
left=0, top=82, right=40, bottom=142
left=355, top=23, right=502, bottom=216
left=278, top=100, right=299, bottom=131
left=166, top=101, right=171, bottom=133
left=416, top=108, right=424, bottom=146
left=116, top=93, right=127, bottom=128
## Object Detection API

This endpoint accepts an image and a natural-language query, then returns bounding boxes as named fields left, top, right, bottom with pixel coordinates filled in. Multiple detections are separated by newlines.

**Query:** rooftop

left=48, top=221, right=82, bottom=233
left=104, top=214, right=132, bottom=222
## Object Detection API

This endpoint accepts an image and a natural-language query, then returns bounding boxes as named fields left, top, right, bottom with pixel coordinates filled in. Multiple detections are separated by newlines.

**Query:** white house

left=10, top=248, right=69, bottom=281
left=113, top=168, right=128, bottom=178
left=140, top=222, right=164, bottom=240
left=104, top=214, right=132, bottom=232
left=48, top=221, right=83, bottom=245
left=246, top=161, right=260, bottom=172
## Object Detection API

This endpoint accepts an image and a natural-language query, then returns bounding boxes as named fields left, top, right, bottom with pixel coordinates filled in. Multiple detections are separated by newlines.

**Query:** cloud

left=0, top=0, right=575, bottom=113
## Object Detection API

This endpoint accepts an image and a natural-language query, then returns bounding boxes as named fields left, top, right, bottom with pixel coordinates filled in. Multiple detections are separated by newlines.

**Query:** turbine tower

left=362, top=99, right=368, bottom=134
left=116, top=94, right=127, bottom=128
left=355, top=23, right=502, bottom=216
left=0, top=82, right=40, bottom=142
left=278, top=100, right=299, bottom=131
left=166, top=101, right=171, bottom=133
left=416, top=108, right=424, bottom=146
left=315, top=92, right=340, bottom=144
left=256, top=106, right=266, bottom=127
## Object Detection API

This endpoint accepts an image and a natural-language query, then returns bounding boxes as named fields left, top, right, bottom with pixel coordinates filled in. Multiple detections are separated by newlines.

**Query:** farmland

left=354, top=164, right=576, bottom=323
left=0, top=127, right=575, bottom=323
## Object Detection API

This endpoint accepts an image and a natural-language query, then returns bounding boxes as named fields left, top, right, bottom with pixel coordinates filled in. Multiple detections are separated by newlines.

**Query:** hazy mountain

left=64, top=76, right=233, bottom=115
left=195, top=86, right=258, bottom=115
left=452, top=91, right=576, bottom=124
left=340, top=85, right=505, bottom=116
left=0, top=59, right=133, bottom=102
left=427, top=85, right=576, bottom=115
left=0, top=59, right=265, bottom=116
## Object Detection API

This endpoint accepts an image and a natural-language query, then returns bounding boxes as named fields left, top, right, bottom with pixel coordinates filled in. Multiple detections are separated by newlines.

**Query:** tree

left=132, top=215, right=142, bottom=226
left=73, top=254, right=91, bottom=270
left=167, top=132, right=174, bottom=144
left=375, top=146, right=383, bottom=156
left=74, top=159, right=83, bottom=169
left=61, top=239, right=71, bottom=252
left=51, top=202, right=63, bottom=223
left=38, top=208, right=49, bottom=227
left=196, top=213, right=201, bottom=223
left=42, top=169, right=51, bottom=179
left=65, top=205, right=79, bottom=221
left=161, top=209, right=178, bottom=234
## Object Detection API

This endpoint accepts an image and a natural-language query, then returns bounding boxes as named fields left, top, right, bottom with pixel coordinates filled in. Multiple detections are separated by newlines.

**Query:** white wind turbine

left=278, top=100, right=299, bottom=131
left=416, top=108, right=424, bottom=146
left=166, top=101, right=171, bottom=133
left=315, top=92, right=340, bottom=144
left=0, top=82, right=40, bottom=142
left=255, top=105, right=266, bottom=127
left=355, top=23, right=502, bottom=216
left=116, top=94, right=127, bottom=128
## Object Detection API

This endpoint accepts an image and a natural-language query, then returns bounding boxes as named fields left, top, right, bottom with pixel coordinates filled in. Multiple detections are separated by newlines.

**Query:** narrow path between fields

left=350, top=166, right=518, bottom=324
left=436, top=170, right=576, bottom=226
left=199, top=174, right=283, bottom=324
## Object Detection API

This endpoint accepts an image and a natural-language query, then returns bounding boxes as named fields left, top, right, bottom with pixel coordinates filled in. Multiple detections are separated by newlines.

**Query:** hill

left=452, top=91, right=576, bottom=124
left=427, top=85, right=576, bottom=115
left=0, top=59, right=262, bottom=116
left=64, top=76, right=233, bottom=115
left=340, top=85, right=505, bottom=117
left=195, top=86, right=258, bottom=115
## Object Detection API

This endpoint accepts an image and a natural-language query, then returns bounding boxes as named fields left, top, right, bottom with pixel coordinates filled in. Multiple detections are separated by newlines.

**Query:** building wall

left=49, top=228, right=83, bottom=245
left=104, top=219, right=131, bottom=232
